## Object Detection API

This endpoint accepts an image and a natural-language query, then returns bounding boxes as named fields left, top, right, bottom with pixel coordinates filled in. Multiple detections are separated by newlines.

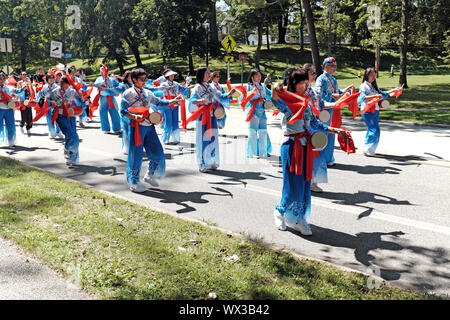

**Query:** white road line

left=77, top=144, right=450, bottom=237
left=4, top=128, right=450, bottom=237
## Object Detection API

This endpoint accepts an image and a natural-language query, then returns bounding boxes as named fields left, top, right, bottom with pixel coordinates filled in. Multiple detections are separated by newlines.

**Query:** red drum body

left=318, top=110, right=330, bottom=124
left=311, top=131, right=328, bottom=151
left=149, top=112, right=163, bottom=125
left=68, top=106, right=84, bottom=117
left=213, top=107, right=225, bottom=119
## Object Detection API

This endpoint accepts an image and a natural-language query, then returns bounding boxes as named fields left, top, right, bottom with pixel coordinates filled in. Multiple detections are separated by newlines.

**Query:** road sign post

left=0, top=38, right=12, bottom=75
left=239, top=54, right=247, bottom=86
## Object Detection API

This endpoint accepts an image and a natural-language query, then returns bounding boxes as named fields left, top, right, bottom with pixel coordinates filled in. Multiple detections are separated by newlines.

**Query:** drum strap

left=285, top=132, right=319, bottom=181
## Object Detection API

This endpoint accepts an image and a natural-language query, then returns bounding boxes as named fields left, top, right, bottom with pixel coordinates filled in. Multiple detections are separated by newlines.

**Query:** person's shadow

left=206, top=169, right=269, bottom=187
left=141, top=186, right=233, bottom=214
left=299, top=225, right=407, bottom=281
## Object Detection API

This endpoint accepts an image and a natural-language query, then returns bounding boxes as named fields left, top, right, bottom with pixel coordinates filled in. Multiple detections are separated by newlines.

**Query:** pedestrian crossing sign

left=222, top=35, right=236, bottom=53
left=225, top=56, right=234, bottom=63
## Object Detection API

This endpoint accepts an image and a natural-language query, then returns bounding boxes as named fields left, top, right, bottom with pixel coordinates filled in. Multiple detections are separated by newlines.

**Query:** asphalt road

left=1, top=101, right=449, bottom=298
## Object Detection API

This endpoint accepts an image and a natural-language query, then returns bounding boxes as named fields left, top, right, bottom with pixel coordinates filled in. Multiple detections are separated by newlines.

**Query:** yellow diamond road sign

left=225, top=56, right=234, bottom=63
left=222, top=35, right=236, bottom=53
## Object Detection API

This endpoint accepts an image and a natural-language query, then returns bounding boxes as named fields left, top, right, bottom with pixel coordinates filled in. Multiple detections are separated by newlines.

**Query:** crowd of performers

left=0, top=57, right=403, bottom=235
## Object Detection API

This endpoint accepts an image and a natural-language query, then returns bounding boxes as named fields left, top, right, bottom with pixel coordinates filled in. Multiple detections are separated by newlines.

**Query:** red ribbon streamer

left=285, top=132, right=319, bottom=181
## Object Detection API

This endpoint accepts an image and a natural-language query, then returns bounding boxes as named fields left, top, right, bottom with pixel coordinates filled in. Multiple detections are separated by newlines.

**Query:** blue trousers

left=127, top=124, right=165, bottom=185
left=247, top=115, right=272, bottom=158
left=162, top=106, right=180, bottom=144
left=0, top=109, right=16, bottom=146
left=361, top=111, right=380, bottom=155
left=321, top=108, right=335, bottom=165
left=195, top=117, right=220, bottom=170
left=99, top=96, right=121, bottom=132
left=56, top=115, right=79, bottom=163
left=275, top=140, right=312, bottom=224
left=46, top=109, right=61, bottom=137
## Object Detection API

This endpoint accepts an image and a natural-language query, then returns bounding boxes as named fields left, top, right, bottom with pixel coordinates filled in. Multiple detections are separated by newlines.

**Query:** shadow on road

left=140, top=186, right=233, bottom=214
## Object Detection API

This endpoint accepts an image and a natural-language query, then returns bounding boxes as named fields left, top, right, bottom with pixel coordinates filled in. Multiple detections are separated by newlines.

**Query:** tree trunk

left=299, top=0, right=305, bottom=51
left=302, top=0, right=321, bottom=73
left=129, top=41, right=143, bottom=68
left=399, top=0, right=408, bottom=88
left=266, top=25, right=270, bottom=50
left=327, top=1, right=335, bottom=56
left=188, top=54, right=194, bottom=75
left=255, top=24, right=263, bottom=70
left=277, top=13, right=287, bottom=44
left=209, top=1, right=219, bottom=57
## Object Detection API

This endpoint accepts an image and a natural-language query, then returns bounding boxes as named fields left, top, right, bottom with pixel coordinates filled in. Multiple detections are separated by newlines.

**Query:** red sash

left=186, top=103, right=214, bottom=139
left=129, top=88, right=151, bottom=146
left=285, top=132, right=319, bottom=181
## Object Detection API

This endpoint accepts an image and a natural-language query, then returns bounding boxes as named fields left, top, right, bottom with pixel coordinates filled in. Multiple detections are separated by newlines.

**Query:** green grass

left=0, top=157, right=441, bottom=300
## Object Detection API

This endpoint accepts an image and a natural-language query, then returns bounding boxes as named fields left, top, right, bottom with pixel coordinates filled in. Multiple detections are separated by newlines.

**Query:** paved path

left=1, top=98, right=450, bottom=298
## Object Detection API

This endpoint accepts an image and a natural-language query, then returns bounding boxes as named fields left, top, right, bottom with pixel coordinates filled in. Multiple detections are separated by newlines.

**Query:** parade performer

left=49, top=76, right=85, bottom=166
left=16, top=71, right=36, bottom=137
left=0, top=73, right=16, bottom=147
left=271, top=69, right=348, bottom=235
left=160, top=69, right=189, bottom=145
left=93, top=64, right=122, bottom=134
left=358, top=67, right=403, bottom=156
left=39, top=73, right=64, bottom=139
left=187, top=67, right=235, bottom=172
left=315, top=57, right=353, bottom=167
left=210, top=71, right=229, bottom=129
left=116, top=70, right=133, bottom=154
left=241, top=69, right=272, bottom=159
left=303, top=63, right=336, bottom=193
left=68, top=66, right=89, bottom=128
left=120, top=68, right=182, bottom=193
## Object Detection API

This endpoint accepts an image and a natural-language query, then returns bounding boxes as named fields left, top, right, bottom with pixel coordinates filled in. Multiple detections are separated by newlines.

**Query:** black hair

left=362, top=68, right=380, bottom=93
left=247, top=68, right=261, bottom=85
left=287, top=69, right=308, bottom=93
left=68, top=66, right=76, bottom=74
left=130, top=68, right=147, bottom=84
left=46, top=73, right=55, bottom=80
left=0, top=72, right=6, bottom=80
left=196, top=67, right=209, bottom=84
left=60, top=76, right=70, bottom=86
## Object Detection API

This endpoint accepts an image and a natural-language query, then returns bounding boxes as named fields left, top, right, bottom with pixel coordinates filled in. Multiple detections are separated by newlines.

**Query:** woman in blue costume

left=94, top=65, right=123, bottom=134
left=160, top=69, right=189, bottom=145
left=242, top=69, right=272, bottom=159
left=116, top=71, right=133, bottom=154
left=40, top=73, right=64, bottom=139
left=187, top=67, right=235, bottom=173
left=303, top=63, right=338, bottom=193
left=49, top=76, right=85, bottom=166
left=210, top=71, right=229, bottom=129
left=271, top=69, right=347, bottom=236
left=315, top=57, right=353, bottom=167
left=120, top=68, right=182, bottom=193
left=67, top=65, right=89, bottom=128
left=358, top=68, right=400, bottom=157
left=0, top=73, right=16, bottom=147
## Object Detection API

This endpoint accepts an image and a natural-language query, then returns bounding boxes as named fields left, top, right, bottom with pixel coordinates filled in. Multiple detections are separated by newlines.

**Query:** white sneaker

left=287, top=219, right=312, bottom=236
left=273, top=209, right=286, bottom=231
left=311, top=183, right=323, bottom=193
left=143, top=173, right=159, bottom=187
left=66, top=161, right=77, bottom=166
left=20, top=127, right=25, bottom=135
left=129, top=182, right=146, bottom=193
left=199, top=167, right=208, bottom=173
left=64, top=150, right=70, bottom=159
left=56, top=133, right=65, bottom=139
left=27, top=130, right=31, bottom=137
left=327, top=162, right=336, bottom=167
left=363, top=151, right=374, bottom=157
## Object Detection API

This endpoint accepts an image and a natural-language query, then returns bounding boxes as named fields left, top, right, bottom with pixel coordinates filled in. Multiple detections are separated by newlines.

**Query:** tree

left=399, top=0, right=408, bottom=88
left=302, top=0, right=321, bottom=73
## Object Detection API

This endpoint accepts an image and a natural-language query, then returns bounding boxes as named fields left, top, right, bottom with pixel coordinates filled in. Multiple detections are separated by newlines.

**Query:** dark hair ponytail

left=247, top=68, right=261, bottom=85
left=362, top=68, right=380, bottom=93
